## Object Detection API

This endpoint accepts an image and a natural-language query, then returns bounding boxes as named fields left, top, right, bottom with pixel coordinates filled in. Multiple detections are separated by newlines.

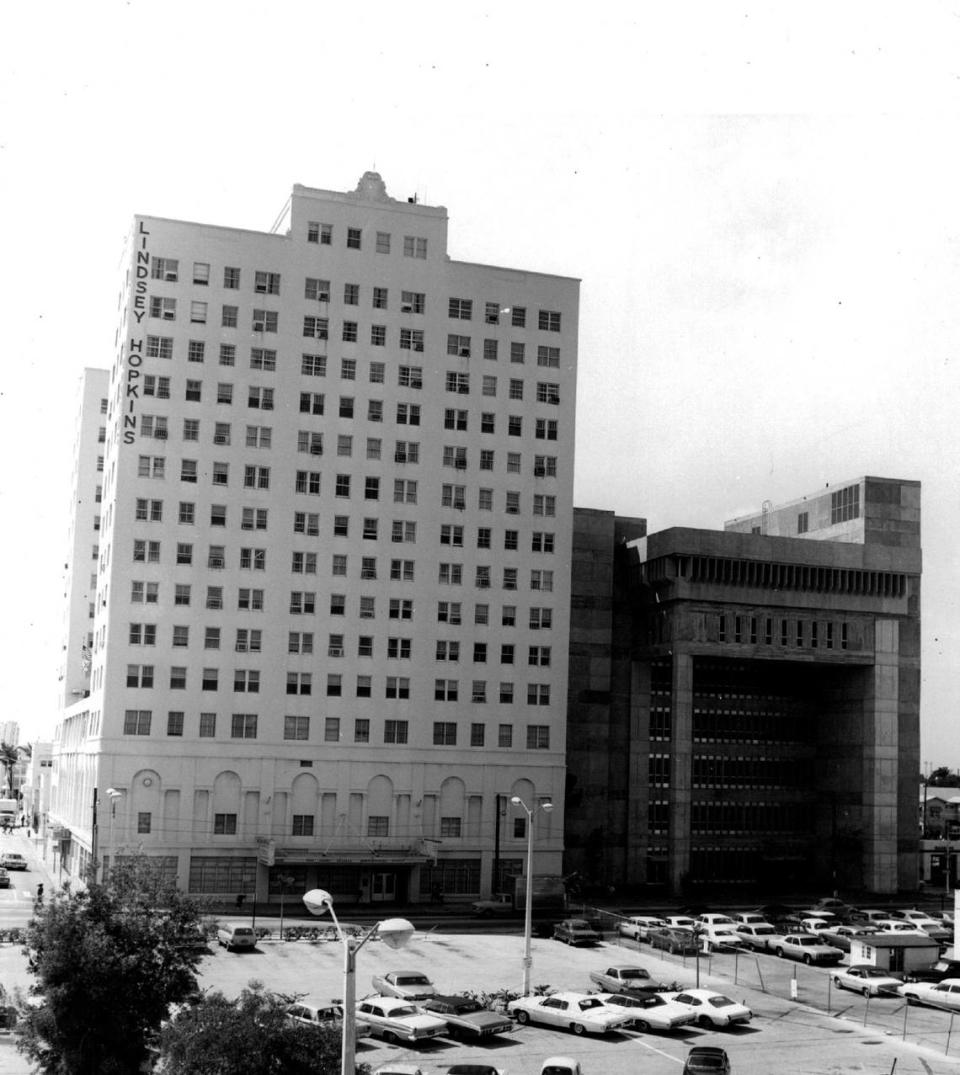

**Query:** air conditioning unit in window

left=459, top=348, right=470, bottom=358
left=162, top=311, right=175, bottom=320
left=414, top=343, right=424, bottom=352
left=453, top=500, right=465, bottom=510
left=477, top=579, right=490, bottom=589
left=210, top=558, right=224, bottom=568
left=253, top=321, right=265, bottom=333
left=329, top=647, right=343, bottom=657
left=455, top=459, right=467, bottom=469
left=318, top=292, right=330, bottom=302
left=318, top=330, right=328, bottom=339
left=164, top=272, right=177, bottom=282
left=401, top=304, right=412, bottom=313
left=310, top=444, right=322, bottom=455
left=214, top=435, right=228, bottom=445
left=534, top=467, right=546, bottom=476
left=154, top=430, right=167, bottom=439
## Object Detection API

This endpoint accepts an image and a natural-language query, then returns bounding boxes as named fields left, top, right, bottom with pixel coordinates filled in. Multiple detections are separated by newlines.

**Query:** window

left=199, top=713, right=216, bottom=737
left=368, top=400, right=383, bottom=422
left=530, top=569, right=553, bottom=592
left=830, top=485, right=860, bottom=524
left=221, top=305, right=238, bottom=328
left=436, top=640, right=459, bottom=661
left=448, top=298, right=472, bottom=320
left=167, top=711, right=184, bottom=737
left=307, top=222, right=332, bottom=245
left=505, top=491, right=520, bottom=515
left=206, top=586, right=223, bottom=610
left=510, top=341, right=525, bottom=364
left=528, top=645, right=552, bottom=666
left=370, top=324, right=386, bottom=347
left=289, top=631, right=314, bottom=655
left=143, top=375, right=170, bottom=398
left=151, top=256, right=178, bottom=281
left=534, top=455, right=557, bottom=477
left=474, top=604, right=489, bottom=625
left=797, top=511, right=809, bottom=534
left=447, top=339, right=471, bottom=362
left=529, top=607, right=553, bottom=630
left=361, top=556, right=378, bottom=580
left=214, top=814, right=238, bottom=834
left=223, top=266, right=241, bottom=288
left=392, top=520, right=417, bottom=543
left=441, top=484, right=466, bottom=510
left=248, top=386, right=274, bottom=410
left=327, top=673, right=342, bottom=696
left=502, top=606, right=516, bottom=626
left=376, top=232, right=391, bottom=254
left=500, top=644, right=515, bottom=664
left=434, top=680, right=458, bottom=701
left=394, top=478, right=418, bottom=504
left=189, top=301, right=207, bottom=324
left=479, top=449, right=494, bottom=471
left=149, top=296, right=176, bottom=321
left=205, top=627, right=221, bottom=650
left=396, top=402, right=421, bottom=425
left=384, top=720, right=409, bottom=744
left=342, top=321, right=358, bottom=343
left=169, top=667, right=187, bottom=689
left=511, top=306, right=526, bottom=327
left=237, top=588, right=264, bottom=610
left=291, top=551, right=316, bottom=573
left=503, top=567, right=518, bottom=590
left=339, top=396, right=354, bottom=418
left=231, top=713, right=258, bottom=739
left=303, top=315, right=329, bottom=340
left=441, top=524, right=464, bottom=547
left=478, top=488, right=493, bottom=511
left=470, top=722, right=485, bottom=745
left=241, top=507, right=268, bottom=530
left=250, top=348, right=276, bottom=371
left=538, top=309, right=561, bottom=332
left=527, top=724, right=551, bottom=748
left=284, top=714, right=311, bottom=739
left=354, top=719, right=370, bottom=743
left=500, top=683, right=514, bottom=704
left=442, top=446, right=468, bottom=469
left=364, top=477, right=380, bottom=500
left=438, top=563, right=462, bottom=585
left=217, top=384, right=233, bottom=404
left=294, top=512, right=320, bottom=535
left=172, top=625, right=189, bottom=648
left=292, top=814, right=314, bottom=836
left=533, top=494, right=556, bottom=517
left=507, top=416, right=522, bottom=437
left=255, top=270, right=281, bottom=295
left=475, top=565, right=491, bottom=589
left=537, top=345, right=560, bottom=367
left=330, top=594, right=346, bottom=615
left=403, top=235, right=427, bottom=259
left=324, top=717, right=340, bottom=742
left=289, top=591, right=316, bottom=615
left=123, top=710, right=151, bottom=735
left=401, top=290, right=425, bottom=314
left=536, top=418, right=558, bottom=440
left=437, top=601, right=461, bottom=624
left=399, top=328, right=425, bottom=351
left=211, top=462, right=229, bottom=486
left=367, top=816, right=389, bottom=837
left=536, top=381, right=560, bottom=404
left=219, top=344, right=235, bottom=366
left=398, top=366, right=423, bottom=390
left=295, top=470, right=322, bottom=495
left=498, top=724, right=513, bottom=747
left=252, top=309, right=278, bottom=333
left=433, top=722, right=457, bottom=745
left=389, top=599, right=413, bottom=621
left=146, top=335, right=173, bottom=359
left=378, top=673, right=406, bottom=701
left=346, top=227, right=362, bottom=249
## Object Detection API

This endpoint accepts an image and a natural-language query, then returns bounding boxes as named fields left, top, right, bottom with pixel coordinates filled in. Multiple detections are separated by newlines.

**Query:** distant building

left=50, top=172, right=577, bottom=902
left=566, top=477, right=921, bottom=896
left=0, top=723, right=19, bottom=748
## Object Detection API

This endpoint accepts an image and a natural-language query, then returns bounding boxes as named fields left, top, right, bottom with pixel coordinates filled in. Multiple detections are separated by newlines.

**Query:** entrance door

left=370, top=871, right=395, bottom=902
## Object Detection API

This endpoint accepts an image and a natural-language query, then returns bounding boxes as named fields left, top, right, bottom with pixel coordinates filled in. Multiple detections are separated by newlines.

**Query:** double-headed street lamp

left=510, top=795, right=553, bottom=995
left=303, top=888, right=414, bottom=1075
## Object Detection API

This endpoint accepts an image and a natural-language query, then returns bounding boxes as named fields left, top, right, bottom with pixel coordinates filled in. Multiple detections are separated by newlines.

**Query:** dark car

left=683, top=1046, right=730, bottom=1075
left=0, top=868, right=9, bottom=889
left=419, top=996, right=513, bottom=1039
left=904, top=958, right=960, bottom=983
left=553, top=919, right=602, bottom=946
left=649, top=927, right=699, bottom=955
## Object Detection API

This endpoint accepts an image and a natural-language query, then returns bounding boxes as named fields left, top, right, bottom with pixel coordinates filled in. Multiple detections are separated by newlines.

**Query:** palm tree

left=0, top=742, right=19, bottom=797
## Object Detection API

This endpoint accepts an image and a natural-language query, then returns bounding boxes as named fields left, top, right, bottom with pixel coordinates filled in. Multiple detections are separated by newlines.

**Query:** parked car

left=649, top=927, right=699, bottom=955
left=812, top=898, right=853, bottom=917
left=831, top=965, right=902, bottom=996
left=664, top=915, right=698, bottom=930
left=418, top=996, right=513, bottom=1039
left=798, top=917, right=833, bottom=934
left=216, top=922, right=256, bottom=950
left=540, top=1059, right=582, bottom=1075
left=0, top=853, right=27, bottom=871
left=849, top=908, right=895, bottom=925
left=772, top=934, right=843, bottom=965
left=447, top=1066, right=506, bottom=1075
left=697, top=913, right=736, bottom=929
left=594, top=992, right=697, bottom=1031
left=507, top=992, right=632, bottom=1035
left=871, top=920, right=929, bottom=938
left=683, top=1046, right=731, bottom=1075
left=700, top=926, right=745, bottom=952
left=373, top=1065, right=428, bottom=1075
left=0, top=868, right=9, bottom=889
left=888, top=910, right=952, bottom=941
left=731, top=912, right=769, bottom=927
left=903, top=958, right=960, bottom=983
left=471, top=894, right=515, bottom=916
left=734, top=924, right=780, bottom=952
left=617, top=915, right=667, bottom=941
left=372, top=971, right=437, bottom=1000
left=818, top=924, right=874, bottom=952
left=588, top=965, right=675, bottom=994
left=287, top=1001, right=373, bottom=1039
left=553, top=919, right=602, bottom=946
left=357, top=997, right=448, bottom=1043
left=669, top=989, right=752, bottom=1028
left=897, top=978, right=960, bottom=1011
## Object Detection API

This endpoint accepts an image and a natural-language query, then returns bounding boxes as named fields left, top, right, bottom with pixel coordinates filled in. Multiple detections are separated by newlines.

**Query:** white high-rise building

left=50, top=172, right=578, bottom=904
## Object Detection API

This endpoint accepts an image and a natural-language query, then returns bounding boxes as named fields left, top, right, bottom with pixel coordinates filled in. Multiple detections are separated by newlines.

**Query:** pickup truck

left=471, top=893, right=515, bottom=916
left=588, top=965, right=676, bottom=994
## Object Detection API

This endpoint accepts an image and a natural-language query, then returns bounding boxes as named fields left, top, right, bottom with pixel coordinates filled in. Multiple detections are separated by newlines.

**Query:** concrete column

left=625, top=660, right=650, bottom=882
left=669, top=652, right=694, bottom=892
left=863, top=619, right=900, bottom=893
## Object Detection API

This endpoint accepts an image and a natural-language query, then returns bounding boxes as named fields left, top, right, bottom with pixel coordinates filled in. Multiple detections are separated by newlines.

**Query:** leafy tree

left=928, top=766, right=960, bottom=787
left=15, top=856, right=204, bottom=1074
left=159, top=983, right=364, bottom=1075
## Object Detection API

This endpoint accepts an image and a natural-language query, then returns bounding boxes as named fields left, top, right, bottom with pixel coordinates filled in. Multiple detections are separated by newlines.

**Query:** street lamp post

left=303, top=888, right=414, bottom=1075
left=510, top=795, right=553, bottom=995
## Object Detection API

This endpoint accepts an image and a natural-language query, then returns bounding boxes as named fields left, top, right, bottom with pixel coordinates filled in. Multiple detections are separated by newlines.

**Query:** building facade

left=565, top=477, right=921, bottom=896
left=50, top=172, right=577, bottom=903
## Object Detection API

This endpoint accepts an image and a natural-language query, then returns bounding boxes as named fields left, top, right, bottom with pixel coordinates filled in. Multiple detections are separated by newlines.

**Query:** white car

left=832, top=965, right=902, bottom=997
left=356, top=997, right=448, bottom=1043
left=668, top=989, right=752, bottom=1028
left=732, top=912, right=769, bottom=928
left=664, top=915, right=698, bottom=930
left=697, top=913, right=737, bottom=929
left=594, top=991, right=697, bottom=1031
left=897, top=978, right=960, bottom=1011
left=799, top=917, right=832, bottom=934
left=0, top=853, right=27, bottom=871
left=735, top=924, right=780, bottom=951
left=700, top=926, right=745, bottom=952
left=618, top=915, right=667, bottom=941
left=871, top=920, right=929, bottom=937
left=371, top=971, right=437, bottom=1000
left=286, top=1001, right=373, bottom=1039
left=507, top=992, right=633, bottom=1035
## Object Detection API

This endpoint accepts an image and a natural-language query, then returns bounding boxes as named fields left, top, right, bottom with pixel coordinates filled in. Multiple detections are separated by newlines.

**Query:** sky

left=1, top=1, right=959, bottom=763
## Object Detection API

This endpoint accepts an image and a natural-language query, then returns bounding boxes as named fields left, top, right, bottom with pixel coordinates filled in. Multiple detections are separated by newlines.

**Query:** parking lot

left=2, top=913, right=960, bottom=1073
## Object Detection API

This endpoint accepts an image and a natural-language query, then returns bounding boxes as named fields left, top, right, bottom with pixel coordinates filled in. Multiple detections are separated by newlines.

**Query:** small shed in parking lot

left=850, top=934, right=940, bottom=974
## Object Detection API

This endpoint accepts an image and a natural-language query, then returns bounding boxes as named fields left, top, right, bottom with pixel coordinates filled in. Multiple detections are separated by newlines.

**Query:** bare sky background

left=2, top=1, right=958, bottom=764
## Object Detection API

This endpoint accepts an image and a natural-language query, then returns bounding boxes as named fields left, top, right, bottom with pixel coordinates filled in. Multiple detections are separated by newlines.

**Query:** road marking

left=620, top=1030, right=683, bottom=1063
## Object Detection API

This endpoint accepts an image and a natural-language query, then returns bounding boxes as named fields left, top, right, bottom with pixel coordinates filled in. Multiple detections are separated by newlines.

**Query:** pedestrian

left=36, top=883, right=43, bottom=903
left=235, top=893, right=246, bottom=911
